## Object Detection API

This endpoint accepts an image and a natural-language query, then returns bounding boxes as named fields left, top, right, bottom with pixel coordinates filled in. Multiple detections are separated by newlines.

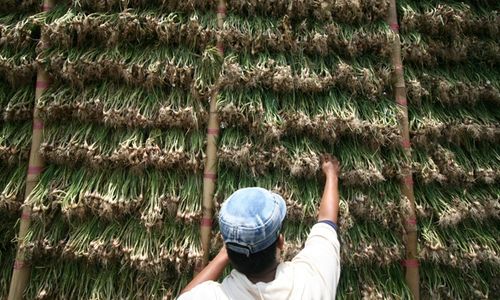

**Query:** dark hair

left=227, top=238, right=278, bottom=275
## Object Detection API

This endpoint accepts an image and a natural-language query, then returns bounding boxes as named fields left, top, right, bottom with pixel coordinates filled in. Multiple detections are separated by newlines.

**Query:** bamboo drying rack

left=6, top=1, right=421, bottom=298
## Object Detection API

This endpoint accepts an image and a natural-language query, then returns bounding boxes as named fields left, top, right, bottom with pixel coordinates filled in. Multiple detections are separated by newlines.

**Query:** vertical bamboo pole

left=7, top=1, right=54, bottom=299
left=199, top=0, right=226, bottom=269
left=387, top=1, right=419, bottom=299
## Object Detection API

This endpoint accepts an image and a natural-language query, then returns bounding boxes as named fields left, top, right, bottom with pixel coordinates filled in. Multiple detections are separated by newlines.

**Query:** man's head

left=218, top=187, right=286, bottom=276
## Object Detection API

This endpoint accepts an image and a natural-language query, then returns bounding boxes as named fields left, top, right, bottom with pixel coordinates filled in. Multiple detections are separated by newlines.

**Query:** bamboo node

left=207, top=128, right=220, bottom=135
left=201, top=217, right=213, bottom=227
left=396, top=96, right=407, bottom=106
left=216, top=43, right=224, bottom=55
left=36, top=81, right=51, bottom=89
left=401, top=259, right=419, bottom=268
left=27, top=166, right=44, bottom=175
left=406, top=218, right=417, bottom=226
left=21, top=211, right=31, bottom=220
left=217, top=6, right=227, bottom=15
left=203, top=173, right=217, bottom=181
left=403, top=175, right=414, bottom=187
left=389, top=23, right=400, bottom=32
left=33, top=120, right=44, bottom=130
left=13, top=260, right=28, bottom=270
left=41, top=4, right=53, bottom=11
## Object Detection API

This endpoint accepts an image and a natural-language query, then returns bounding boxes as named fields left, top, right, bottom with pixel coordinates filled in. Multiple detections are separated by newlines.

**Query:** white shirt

left=178, top=223, right=341, bottom=300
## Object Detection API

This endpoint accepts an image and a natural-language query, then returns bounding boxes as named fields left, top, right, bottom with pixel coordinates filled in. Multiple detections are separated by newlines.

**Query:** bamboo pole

left=199, top=0, right=227, bottom=269
left=387, top=1, right=420, bottom=299
left=7, top=1, right=54, bottom=299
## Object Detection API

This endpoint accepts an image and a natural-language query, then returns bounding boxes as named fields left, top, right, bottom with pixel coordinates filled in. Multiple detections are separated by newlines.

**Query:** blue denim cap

left=219, top=187, right=286, bottom=256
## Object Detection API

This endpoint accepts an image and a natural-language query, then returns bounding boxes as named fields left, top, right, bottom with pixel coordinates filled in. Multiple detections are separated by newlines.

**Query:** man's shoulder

left=177, top=281, right=225, bottom=300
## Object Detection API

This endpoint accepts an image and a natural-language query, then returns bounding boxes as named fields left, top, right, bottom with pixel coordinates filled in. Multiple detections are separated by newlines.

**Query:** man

left=179, top=156, right=340, bottom=299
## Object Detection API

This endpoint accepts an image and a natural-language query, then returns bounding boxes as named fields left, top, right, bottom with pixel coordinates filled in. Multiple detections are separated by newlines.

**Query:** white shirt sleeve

left=176, top=281, right=223, bottom=300
left=291, top=222, right=341, bottom=295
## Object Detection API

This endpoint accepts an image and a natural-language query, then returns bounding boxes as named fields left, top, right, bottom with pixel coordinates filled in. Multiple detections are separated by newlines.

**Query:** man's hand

left=322, top=155, right=340, bottom=178
left=215, top=245, right=229, bottom=262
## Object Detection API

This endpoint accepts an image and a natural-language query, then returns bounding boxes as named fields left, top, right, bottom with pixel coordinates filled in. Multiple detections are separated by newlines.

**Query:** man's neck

left=245, top=263, right=279, bottom=284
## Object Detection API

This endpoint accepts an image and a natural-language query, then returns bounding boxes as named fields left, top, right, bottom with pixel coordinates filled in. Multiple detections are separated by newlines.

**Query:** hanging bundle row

left=400, top=2, right=499, bottom=39
left=415, top=184, right=499, bottom=227
left=402, top=33, right=499, bottom=66
left=26, top=165, right=203, bottom=227
left=37, top=85, right=205, bottom=130
left=219, top=56, right=391, bottom=97
left=38, top=46, right=196, bottom=89
left=40, top=11, right=218, bottom=50
left=404, top=66, right=500, bottom=106
left=419, top=220, right=499, bottom=269
left=222, top=15, right=394, bottom=58
left=23, top=217, right=202, bottom=275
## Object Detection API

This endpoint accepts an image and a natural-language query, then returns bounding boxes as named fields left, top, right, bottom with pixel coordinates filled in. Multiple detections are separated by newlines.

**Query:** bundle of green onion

left=221, top=13, right=394, bottom=58
left=26, top=165, right=203, bottom=227
left=38, top=45, right=198, bottom=89
left=38, top=83, right=206, bottom=130
left=41, top=10, right=217, bottom=50
left=404, top=63, right=500, bottom=106
left=40, top=122, right=205, bottom=171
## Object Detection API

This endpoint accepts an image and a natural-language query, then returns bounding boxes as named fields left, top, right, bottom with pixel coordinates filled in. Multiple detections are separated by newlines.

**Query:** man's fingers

left=322, top=153, right=334, bottom=163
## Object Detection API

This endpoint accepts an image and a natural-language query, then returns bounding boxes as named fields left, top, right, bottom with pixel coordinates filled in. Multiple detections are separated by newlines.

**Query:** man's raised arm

left=290, top=155, right=341, bottom=297
left=318, top=155, right=340, bottom=224
left=178, top=246, right=229, bottom=297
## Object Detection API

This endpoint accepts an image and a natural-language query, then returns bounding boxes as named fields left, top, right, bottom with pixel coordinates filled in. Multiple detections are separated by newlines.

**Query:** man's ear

left=277, top=234, right=284, bottom=250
